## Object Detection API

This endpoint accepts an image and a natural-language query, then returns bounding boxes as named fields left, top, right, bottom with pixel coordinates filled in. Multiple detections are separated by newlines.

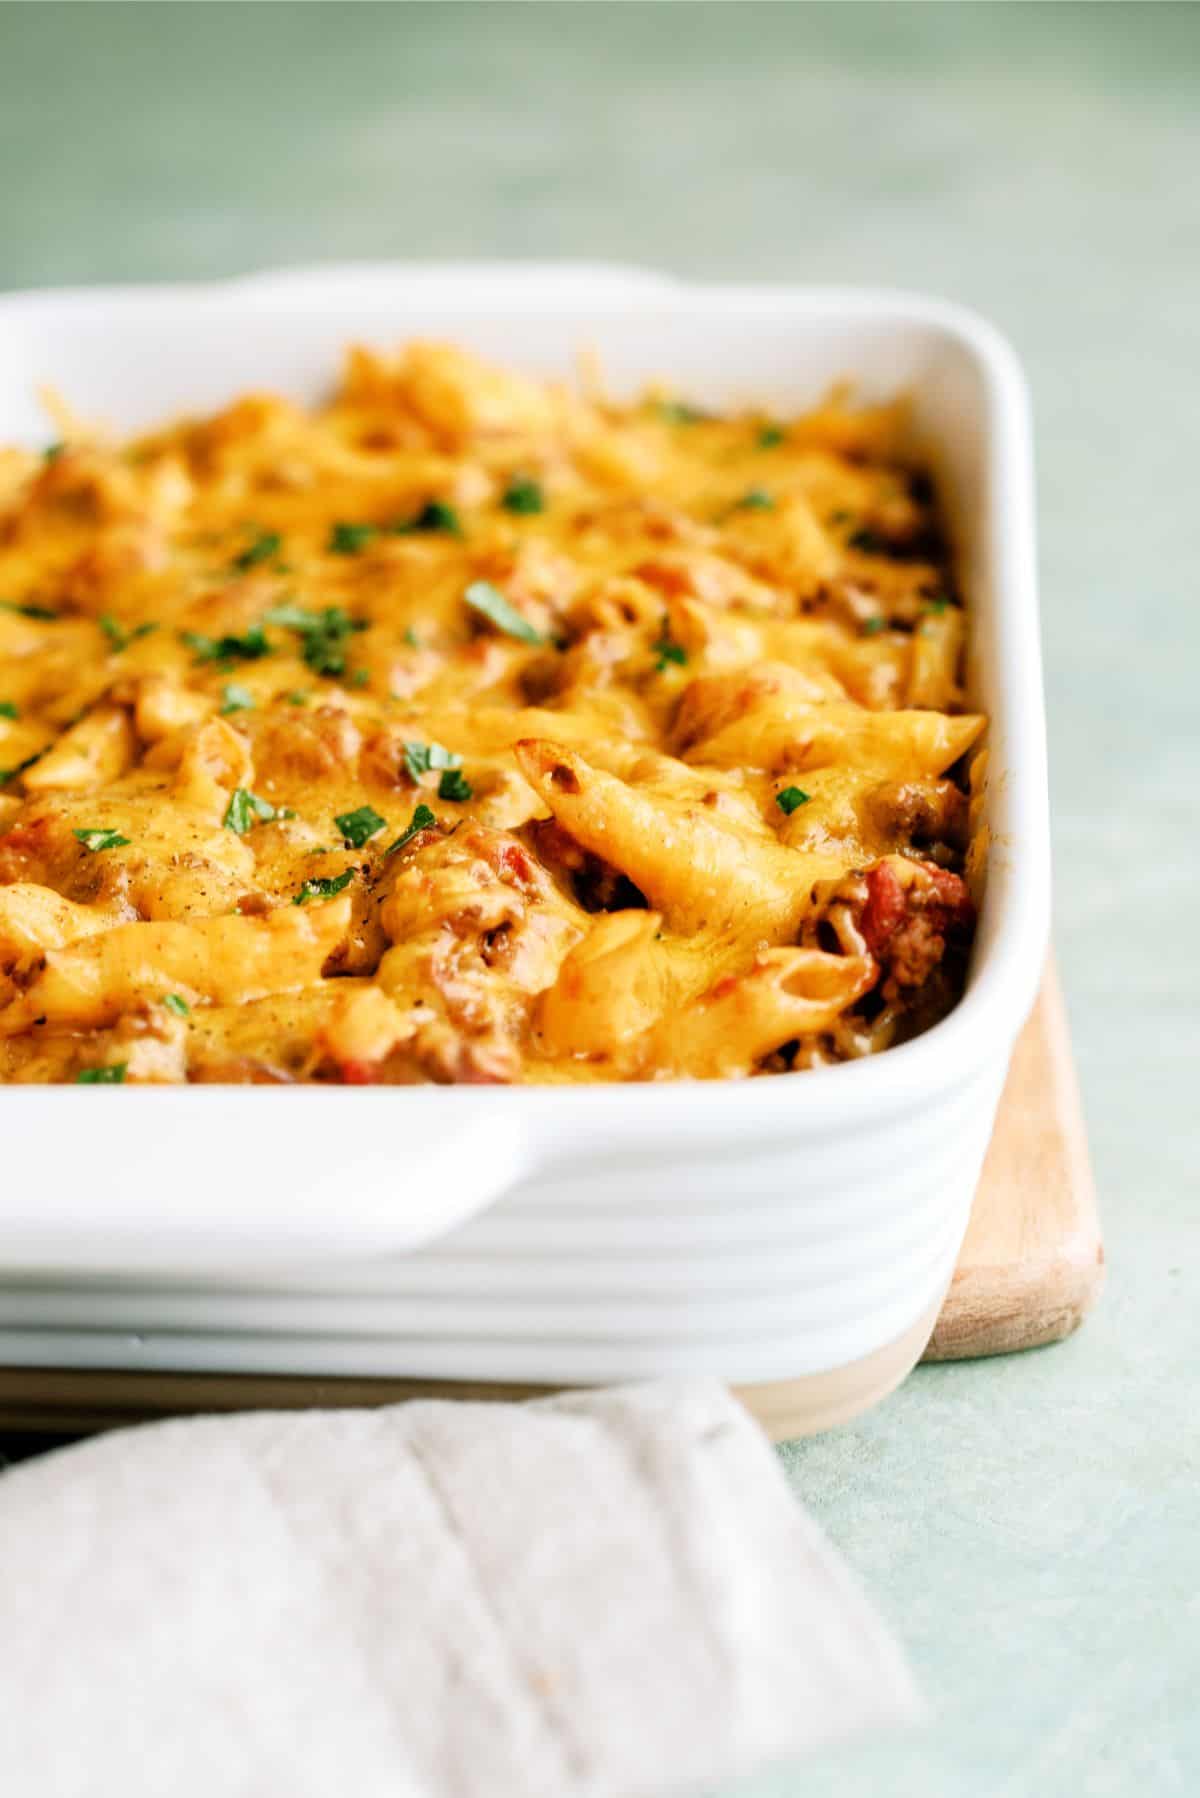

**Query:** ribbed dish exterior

left=0, top=1056, right=1007, bottom=1384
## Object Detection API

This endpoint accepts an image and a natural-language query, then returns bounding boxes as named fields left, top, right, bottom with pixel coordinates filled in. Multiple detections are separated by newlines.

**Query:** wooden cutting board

left=923, top=960, right=1103, bottom=1361
left=0, top=961, right=1100, bottom=1438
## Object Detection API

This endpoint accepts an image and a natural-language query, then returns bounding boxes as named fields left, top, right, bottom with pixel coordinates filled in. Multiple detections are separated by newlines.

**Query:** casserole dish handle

left=5, top=1093, right=532, bottom=1274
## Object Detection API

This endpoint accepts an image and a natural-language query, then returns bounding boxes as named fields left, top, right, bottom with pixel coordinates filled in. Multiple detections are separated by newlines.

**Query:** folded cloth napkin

left=0, top=1380, right=920, bottom=1798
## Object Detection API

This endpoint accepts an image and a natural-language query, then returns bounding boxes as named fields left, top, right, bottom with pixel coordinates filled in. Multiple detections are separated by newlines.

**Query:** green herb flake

left=651, top=621, right=688, bottom=672
left=402, top=627, right=421, bottom=649
left=501, top=476, right=544, bottom=516
left=0, top=701, right=18, bottom=720
left=923, top=596, right=950, bottom=615
left=261, top=603, right=317, bottom=631
left=0, top=600, right=58, bottom=621
left=861, top=617, right=886, bottom=636
left=757, top=425, right=785, bottom=448
left=848, top=527, right=889, bottom=555
left=265, top=604, right=367, bottom=679
left=73, top=826, right=131, bottom=853
left=437, top=768, right=473, bottom=803
left=222, top=787, right=289, bottom=835
left=220, top=683, right=256, bottom=715
left=656, top=400, right=709, bottom=426
left=0, top=751, right=43, bottom=786
left=99, top=616, right=158, bottom=652
left=391, top=499, right=463, bottom=538
left=328, top=521, right=379, bottom=556
left=75, top=1064, right=126, bottom=1084
left=384, top=803, right=437, bottom=859
left=44, top=441, right=65, bottom=463
left=181, top=626, right=271, bottom=665
left=335, top=804, right=387, bottom=848
left=732, top=488, right=774, bottom=512
left=463, top=580, right=545, bottom=646
left=403, top=740, right=462, bottom=782
left=292, top=867, right=356, bottom=906
left=163, top=994, right=191, bottom=1018
left=776, top=786, right=811, bottom=815
left=232, top=530, right=282, bottom=572
left=286, top=690, right=308, bottom=706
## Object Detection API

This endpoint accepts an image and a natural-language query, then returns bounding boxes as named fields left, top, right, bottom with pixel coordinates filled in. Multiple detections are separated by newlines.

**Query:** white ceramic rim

left=0, top=263, right=1049, bottom=1255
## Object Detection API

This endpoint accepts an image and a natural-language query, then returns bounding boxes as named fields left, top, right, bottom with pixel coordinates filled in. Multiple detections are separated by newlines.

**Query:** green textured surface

left=1, top=3, right=1197, bottom=1791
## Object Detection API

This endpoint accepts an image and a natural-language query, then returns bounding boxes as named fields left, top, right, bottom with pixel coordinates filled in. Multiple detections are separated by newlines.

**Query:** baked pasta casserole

left=0, top=343, right=984, bottom=1085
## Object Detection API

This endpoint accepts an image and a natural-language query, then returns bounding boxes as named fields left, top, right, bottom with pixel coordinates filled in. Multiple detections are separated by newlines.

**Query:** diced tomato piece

left=923, top=863, right=973, bottom=926
left=498, top=842, right=534, bottom=888
left=338, top=1059, right=379, bottom=1086
left=859, top=858, right=974, bottom=991
left=860, top=861, right=908, bottom=958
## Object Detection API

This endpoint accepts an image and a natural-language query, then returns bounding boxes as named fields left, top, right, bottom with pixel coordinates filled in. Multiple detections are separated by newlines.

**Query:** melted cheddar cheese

left=0, top=343, right=983, bottom=1084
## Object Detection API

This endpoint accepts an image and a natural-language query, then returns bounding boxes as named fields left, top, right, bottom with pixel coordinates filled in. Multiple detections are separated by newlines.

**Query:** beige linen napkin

left=0, top=1380, right=921, bottom=1797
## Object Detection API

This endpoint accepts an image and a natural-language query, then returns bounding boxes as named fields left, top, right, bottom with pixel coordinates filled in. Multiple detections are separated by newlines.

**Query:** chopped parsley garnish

left=0, top=750, right=43, bottom=786
left=656, top=400, right=709, bottom=425
left=732, top=488, right=774, bottom=512
left=501, top=476, right=544, bottom=515
left=437, top=768, right=473, bottom=802
left=757, top=425, right=785, bottom=448
left=403, top=740, right=461, bottom=782
left=402, top=626, right=421, bottom=649
left=264, top=603, right=328, bottom=632
left=848, top=527, right=889, bottom=555
left=222, top=788, right=289, bottom=834
left=334, top=804, right=386, bottom=848
left=860, top=617, right=886, bottom=636
left=163, top=994, right=191, bottom=1018
left=73, top=826, right=130, bottom=853
left=0, top=701, right=17, bottom=720
left=292, top=867, right=355, bottom=905
left=0, top=600, right=58, bottom=621
left=391, top=499, right=463, bottom=538
left=44, top=441, right=65, bottom=463
left=75, top=1064, right=126, bottom=1084
left=97, top=616, right=156, bottom=652
left=651, top=622, right=688, bottom=672
left=99, top=614, right=127, bottom=650
left=384, top=803, right=437, bottom=858
left=220, top=683, right=256, bottom=715
left=463, top=580, right=545, bottom=646
left=181, top=625, right=271, bottom=665
left=348, top=667, right=370, bottom=688
left=776, top=786, right=811, bottom=815
left=265, top=604, right=367, bottom=678
left=232, top=530, right=282, bottom=572
left=286, top=690, right=308, bottom=706
left=923, top=596, right=950, bottom=615
left=328, top=521, right=379, bottom=556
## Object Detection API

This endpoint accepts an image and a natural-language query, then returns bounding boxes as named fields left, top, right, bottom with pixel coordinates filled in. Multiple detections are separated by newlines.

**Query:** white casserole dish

left=0, top=264, right=1048, bottom=1426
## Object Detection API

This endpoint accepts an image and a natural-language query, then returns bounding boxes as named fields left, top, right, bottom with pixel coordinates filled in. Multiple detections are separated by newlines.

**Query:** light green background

left=1, top=4, right=1197, bottom=1792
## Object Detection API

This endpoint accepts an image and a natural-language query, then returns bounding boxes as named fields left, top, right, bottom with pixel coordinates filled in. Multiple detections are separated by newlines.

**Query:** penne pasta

left=0, top=341, right=981, bottom=1082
